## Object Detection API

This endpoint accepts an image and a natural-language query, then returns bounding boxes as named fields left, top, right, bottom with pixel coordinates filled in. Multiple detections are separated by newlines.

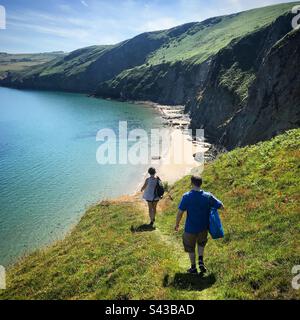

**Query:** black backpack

left=154, top=177, right=165, bottom=199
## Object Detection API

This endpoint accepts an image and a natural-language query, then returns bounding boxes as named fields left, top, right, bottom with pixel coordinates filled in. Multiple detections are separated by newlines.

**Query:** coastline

left=134, top=100, right=213, bottom=186
left=0, top=94, right=210, bottom=267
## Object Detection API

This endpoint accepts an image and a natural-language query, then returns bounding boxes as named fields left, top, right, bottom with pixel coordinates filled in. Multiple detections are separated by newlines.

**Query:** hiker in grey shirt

left=141, top=167, right=160, bottom=226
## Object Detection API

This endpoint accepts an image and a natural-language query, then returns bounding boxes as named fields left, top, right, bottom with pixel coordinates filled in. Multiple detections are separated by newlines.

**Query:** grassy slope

left=0, top=52, right=64, bottom=76
left=160, top=129, right=300, bottom=299
left=37, top=45, right=112, bottom=77
left=147, top=2, right=297, bottom=66
left=1, top=129, right=299, bottom=300
left=8, top=45, right=111, bottom=80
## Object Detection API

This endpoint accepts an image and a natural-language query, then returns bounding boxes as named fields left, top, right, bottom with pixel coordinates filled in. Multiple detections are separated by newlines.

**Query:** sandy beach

left=136, top=101, right=212, bottom=185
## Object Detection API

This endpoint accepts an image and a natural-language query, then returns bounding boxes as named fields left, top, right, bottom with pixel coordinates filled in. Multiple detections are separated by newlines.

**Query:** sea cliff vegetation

left=1, top=129, right=299, bottom=300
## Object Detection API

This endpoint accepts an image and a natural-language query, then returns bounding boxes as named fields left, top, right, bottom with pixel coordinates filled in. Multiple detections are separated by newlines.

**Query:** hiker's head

left=191, top=175, right=202, bottom=188
left=148, top=167, right=156, bottom=176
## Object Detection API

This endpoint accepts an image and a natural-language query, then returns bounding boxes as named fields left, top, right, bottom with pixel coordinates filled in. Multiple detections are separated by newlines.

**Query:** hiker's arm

left=176, top=195, right=187, bottom=231
left=140, top=179, right=148, bottom=192
left=175, top=210, right=184, bottom=232
left=211, top=194, right=225, bottom=210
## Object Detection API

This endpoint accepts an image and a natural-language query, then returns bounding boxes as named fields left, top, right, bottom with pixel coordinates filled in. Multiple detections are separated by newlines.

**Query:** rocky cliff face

left=225, top=28, right=300, bottom=148
left=95, top=59, right=211, bottom=105
left=188, top=13, right=298, bottom=149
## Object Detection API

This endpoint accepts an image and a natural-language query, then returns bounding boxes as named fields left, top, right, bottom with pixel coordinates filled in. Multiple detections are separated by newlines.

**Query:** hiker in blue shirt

left=175, top=176, right=224, bottom=274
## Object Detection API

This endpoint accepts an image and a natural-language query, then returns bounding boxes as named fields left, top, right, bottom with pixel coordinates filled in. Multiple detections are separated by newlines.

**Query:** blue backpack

left=209, top=207, right=225, bottom=239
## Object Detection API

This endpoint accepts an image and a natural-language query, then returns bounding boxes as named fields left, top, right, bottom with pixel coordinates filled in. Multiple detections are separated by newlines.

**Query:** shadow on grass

left=164, top=273, right=216, bottom=291
left=130, top=224, right=156, bottom=233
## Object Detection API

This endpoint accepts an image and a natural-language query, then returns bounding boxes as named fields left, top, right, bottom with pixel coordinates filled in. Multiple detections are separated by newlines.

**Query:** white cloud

left=81, top=1, right=89, bottom=7
left=9, top=20, right=90, bottom=40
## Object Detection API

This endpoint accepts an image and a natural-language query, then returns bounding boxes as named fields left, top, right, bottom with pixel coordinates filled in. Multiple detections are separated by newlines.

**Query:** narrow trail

left=113, top=193, right=215, bottom=299
left=111, top=193, right=186, bottom=263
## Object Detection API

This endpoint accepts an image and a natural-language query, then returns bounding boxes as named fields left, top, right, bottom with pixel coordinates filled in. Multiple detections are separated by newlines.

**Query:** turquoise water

left=0, top=87, right=161, bottom=266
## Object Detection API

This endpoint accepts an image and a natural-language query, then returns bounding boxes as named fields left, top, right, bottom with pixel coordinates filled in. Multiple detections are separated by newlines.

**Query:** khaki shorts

left=183, top=230, right=208, bottom=253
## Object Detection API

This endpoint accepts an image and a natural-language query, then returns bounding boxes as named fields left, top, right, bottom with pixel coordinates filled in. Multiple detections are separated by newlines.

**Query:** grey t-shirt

left=143, top=176, right=159, bottom=201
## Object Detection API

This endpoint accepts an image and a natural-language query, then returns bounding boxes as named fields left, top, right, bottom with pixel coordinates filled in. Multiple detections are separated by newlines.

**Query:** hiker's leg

left=183, top=232, right=197, bottom=272
left=152, top=201, right=158, bottom=222
left=188, top=252, right=196, bottom=267
left=147, top=201, right=152, bottom=218
left=197, top=231, right=208, bottom=273
left=197, top=231, right=208, bottom=260
left=147, top=202, right=155, bottom=223
left=197, top=245, right=205, bottom=258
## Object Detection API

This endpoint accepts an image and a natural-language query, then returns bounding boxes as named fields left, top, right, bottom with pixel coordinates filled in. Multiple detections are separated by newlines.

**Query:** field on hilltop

left=0, top=52, right=64, bottom=76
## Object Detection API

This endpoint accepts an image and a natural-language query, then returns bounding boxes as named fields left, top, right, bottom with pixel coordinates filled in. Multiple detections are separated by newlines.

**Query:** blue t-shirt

left=178, top=190, right=223, bottom=234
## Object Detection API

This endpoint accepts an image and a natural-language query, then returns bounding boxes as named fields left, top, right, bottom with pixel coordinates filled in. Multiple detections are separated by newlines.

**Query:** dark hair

left=148, top=167, right=156, bottom=175
left=191, top=175, right=202, bottom=188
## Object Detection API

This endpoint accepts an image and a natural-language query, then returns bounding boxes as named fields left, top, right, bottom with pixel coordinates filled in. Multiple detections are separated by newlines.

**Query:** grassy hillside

left=27, top=46, right=110, bottom=78
left=1, top=129, right=299, bottom=300
left=0, top=52, right=64, bottom=76
left=147, top=2, right=296, bottom=65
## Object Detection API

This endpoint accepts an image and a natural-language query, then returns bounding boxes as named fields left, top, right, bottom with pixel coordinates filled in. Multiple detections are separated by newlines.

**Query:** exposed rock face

left=188, top=13, right=298, bottom=149
left=96, top=60, right=211, bottom=105
left=226, top=28, right=300, bottom=148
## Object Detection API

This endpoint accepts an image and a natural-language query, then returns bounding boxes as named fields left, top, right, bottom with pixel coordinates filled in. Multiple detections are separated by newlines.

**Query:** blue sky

left=0, top=0, right=295, bottom=53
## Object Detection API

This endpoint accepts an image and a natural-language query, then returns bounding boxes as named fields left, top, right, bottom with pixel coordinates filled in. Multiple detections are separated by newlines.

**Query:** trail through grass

left=0, top=129, right=299, bottom=300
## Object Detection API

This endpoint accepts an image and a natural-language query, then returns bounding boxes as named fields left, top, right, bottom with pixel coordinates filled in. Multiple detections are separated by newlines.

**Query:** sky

left=0, top=0, right=296, bottom=53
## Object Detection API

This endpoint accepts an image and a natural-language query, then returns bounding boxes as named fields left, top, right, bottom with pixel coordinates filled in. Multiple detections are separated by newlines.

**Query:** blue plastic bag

left=209, top=208, right=224, bottom=239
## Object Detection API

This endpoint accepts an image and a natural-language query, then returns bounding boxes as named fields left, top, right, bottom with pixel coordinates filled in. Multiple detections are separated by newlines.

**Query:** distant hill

left=0, top=2, right=299, bottom=149
left=1, top=129, right=299, bottom=300
left=0, top=52, right=65, bottom=76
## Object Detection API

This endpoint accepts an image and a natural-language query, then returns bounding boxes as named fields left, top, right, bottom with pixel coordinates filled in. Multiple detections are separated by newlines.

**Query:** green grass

left=38, top=45, right=111, bottom=77
left=0, top=52, right=64, bottom=75
left=159, top=129, right=300, bottom=299
left=0, top=200, right=214, bottom=300
left=147, top=2, right=297, bottom=66
left=219, top=63, right=256, bottom=102
left=1, top=129, right=299, bottom=300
